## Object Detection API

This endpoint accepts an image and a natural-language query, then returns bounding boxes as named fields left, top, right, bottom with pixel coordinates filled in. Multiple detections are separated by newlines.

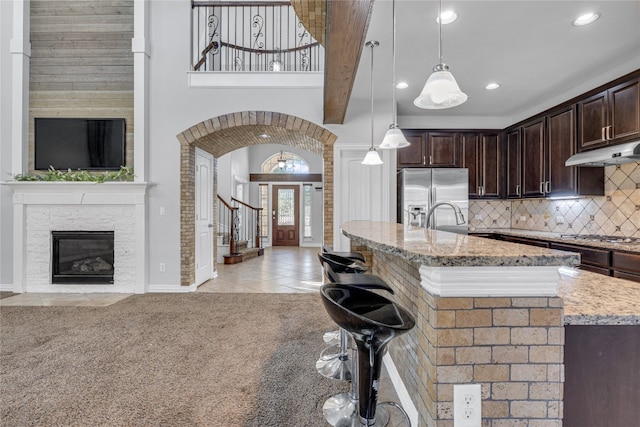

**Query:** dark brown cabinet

left=505, top=129, right=522, bottom=198
left=461, top=132, right=502, bottom=198
left=578, top=77, right=640, bottom=151
left=612, top=251, right=640, bottom=282
left=546, top=106, right=604, bottom=197
left=521, top=118, right=546, bottom=197
left=397, top=130, right=458, bottom=168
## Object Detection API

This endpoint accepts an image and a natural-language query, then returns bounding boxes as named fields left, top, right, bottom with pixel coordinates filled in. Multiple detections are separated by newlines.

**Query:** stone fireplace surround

left=5, top=182, right=148, bottom=293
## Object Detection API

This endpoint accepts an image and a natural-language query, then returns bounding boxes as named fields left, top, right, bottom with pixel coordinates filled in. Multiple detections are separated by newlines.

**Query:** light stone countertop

left=473, top=228, right=640, bottom=254
left=342, top=221, right=639, bottom=326
left=341, top=221, right=580, bottom=267
left=559, top=267, right=640, bottom=325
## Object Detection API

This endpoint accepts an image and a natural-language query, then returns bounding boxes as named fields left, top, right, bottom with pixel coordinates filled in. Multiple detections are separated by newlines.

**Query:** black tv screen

left=35, top=118, right=126, bottom=170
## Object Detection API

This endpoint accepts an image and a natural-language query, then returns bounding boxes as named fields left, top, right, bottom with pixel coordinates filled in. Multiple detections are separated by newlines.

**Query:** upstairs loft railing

left=192, top=1, right=324, bottom=72
left=217, top=194, right=263, bottom=256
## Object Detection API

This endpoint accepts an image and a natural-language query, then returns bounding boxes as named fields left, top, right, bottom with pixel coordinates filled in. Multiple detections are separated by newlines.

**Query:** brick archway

left=176, top=111, right=337, bottom=287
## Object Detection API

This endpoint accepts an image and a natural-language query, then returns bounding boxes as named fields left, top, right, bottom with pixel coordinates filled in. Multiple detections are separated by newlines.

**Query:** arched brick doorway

left=176, top=111, right=337, bottom=287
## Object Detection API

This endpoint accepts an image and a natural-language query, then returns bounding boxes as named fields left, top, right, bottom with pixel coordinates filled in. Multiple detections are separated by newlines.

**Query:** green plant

left=13, top=166, right=134, bottom=183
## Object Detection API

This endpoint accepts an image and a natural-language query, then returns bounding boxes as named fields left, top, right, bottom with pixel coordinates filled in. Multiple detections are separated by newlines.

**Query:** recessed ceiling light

left=573, top=12, right=600, bottom=26
left=396, top=81, right=409, bottom=89
left=485, top=83, right=500, bottom=90
left=436, top=10, right=458, bottom=25
left=258, top=134, right=270, bottom=138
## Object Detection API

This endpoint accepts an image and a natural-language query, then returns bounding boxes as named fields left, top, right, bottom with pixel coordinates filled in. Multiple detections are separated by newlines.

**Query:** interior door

left=195, top=149, right=213, bottom=285
left=272, top=185, right=299, bottom=246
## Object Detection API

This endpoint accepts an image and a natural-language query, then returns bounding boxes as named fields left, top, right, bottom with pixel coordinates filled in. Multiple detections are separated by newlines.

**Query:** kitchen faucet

left=425, top=202, right=466, bottom=229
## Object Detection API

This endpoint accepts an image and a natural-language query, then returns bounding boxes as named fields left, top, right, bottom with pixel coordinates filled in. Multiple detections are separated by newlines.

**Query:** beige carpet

left=0, top=293, right=349, bottom=426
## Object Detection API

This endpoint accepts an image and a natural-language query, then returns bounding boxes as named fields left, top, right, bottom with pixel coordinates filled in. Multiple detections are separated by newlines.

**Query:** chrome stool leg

left=316, top=328, right=352, bottom=381
left=322, top=341, right=389, bottom=427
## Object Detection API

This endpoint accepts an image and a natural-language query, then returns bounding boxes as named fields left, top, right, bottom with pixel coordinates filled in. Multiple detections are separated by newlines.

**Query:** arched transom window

left=262, top=151, right=309, bottom=173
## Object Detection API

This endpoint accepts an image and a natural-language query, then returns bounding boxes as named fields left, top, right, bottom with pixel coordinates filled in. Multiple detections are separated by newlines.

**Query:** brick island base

left=352, top=243, right=565, bottom=427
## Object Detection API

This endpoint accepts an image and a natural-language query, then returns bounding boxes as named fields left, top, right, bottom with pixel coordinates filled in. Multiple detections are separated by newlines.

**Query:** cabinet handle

left=429, top=155, right=433, bottom=165
left=540, top=181, right=545, bottom=194
left=516, top=184, right=521, bottom=196
left=481, top=186, right=485, bottom=196
left=546, top=181, right=551, bottom=193
left=607, top=125, right=612, bottom=140
left=602, top=127, right=606, bottom=142
left=478, top=186, right=481, bottom=195
left=423, top=155, right=426, bottom=165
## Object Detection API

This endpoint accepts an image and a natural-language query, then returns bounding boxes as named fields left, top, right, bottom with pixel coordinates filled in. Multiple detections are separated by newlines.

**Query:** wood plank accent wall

left=28, top=0, right=134, bottom=173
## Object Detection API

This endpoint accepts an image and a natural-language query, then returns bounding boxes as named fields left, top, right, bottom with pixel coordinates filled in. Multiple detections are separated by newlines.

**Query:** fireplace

left=51, top=231, right=115, bottom=284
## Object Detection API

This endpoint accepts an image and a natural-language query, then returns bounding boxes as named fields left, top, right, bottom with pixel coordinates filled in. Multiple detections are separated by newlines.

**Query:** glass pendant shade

left=379, top=126, right=410, bottom=149
left=361, top=147, right=383, bottom=165
left=414, top=65, right=468, bottom=109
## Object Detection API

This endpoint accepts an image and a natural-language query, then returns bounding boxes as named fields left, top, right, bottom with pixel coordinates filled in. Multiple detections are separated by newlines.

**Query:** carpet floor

left=0, top=293, right=349, bottom=426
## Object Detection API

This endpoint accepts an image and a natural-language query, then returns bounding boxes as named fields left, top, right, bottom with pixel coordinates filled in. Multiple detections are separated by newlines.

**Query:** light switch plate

left=454, top=384, right=481, bottom=427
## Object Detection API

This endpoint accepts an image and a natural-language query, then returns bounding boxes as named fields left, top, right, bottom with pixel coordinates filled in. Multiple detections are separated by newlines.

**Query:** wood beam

left=323, top=0, right=374, bottom=124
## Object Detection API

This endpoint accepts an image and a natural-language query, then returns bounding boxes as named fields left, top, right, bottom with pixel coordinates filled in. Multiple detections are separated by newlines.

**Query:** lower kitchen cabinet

left=612, top=251, right=640, bottom=281
left=549, top=242, right=610, bottom=272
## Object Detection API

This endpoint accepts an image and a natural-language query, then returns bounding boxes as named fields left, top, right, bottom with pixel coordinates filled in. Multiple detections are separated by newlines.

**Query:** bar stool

left=322, top=244, right=366, bottom=263
left=316, top=254, right=393, bottom=381
left=320, top=283, right=415, bottom=427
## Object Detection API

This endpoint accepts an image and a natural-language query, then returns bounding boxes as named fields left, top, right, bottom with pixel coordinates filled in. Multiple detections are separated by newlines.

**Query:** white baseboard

left=146, top=283, right=198, bottom=293
left=383, top=352, right=419, bottom=427
left=0, top=283, right=14, bottom=292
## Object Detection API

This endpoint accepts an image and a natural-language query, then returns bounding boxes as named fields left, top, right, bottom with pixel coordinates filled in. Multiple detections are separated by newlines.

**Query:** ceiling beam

left=323, top=0, right=374, bottom=124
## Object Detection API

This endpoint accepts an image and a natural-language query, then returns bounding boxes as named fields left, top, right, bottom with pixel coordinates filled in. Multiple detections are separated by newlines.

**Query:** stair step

left=223, top=247, right=264, bottom=264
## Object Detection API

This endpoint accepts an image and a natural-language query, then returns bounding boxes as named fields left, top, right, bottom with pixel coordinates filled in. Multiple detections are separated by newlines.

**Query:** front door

left=195, top=149, right=213, bottom=285
left=272, top=185, right=299, bottom=246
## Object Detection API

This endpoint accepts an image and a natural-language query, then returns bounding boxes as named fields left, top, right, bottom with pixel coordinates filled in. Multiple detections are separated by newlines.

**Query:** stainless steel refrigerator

left=397, top=168, right=469, bottom=234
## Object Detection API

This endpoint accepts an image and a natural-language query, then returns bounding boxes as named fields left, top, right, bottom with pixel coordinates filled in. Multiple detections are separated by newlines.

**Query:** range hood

left=565, top=141, right=640, bottom=167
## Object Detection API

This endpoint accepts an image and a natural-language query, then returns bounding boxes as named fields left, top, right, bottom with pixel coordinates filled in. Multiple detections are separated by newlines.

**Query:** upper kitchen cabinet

left=461, top=132, right=503, bottom=198
left=546, top=106, right=604, bottom=197
left=578, top=77, right=640, bottom=151
left=505, top=129, right=522, bottom=198
left=521, top=118, right=546, bottom=197
left=397, top=130, right=459, bottom=168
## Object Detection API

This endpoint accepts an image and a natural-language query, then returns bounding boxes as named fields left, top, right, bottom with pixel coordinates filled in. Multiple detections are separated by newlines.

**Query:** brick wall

left=352, top=243, right=565, bottom=427
left=177, top=111, right=336, bottom=286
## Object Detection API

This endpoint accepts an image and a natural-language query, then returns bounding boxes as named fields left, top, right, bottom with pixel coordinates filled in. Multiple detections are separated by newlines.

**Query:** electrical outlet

left=519, top=215, right=527, bottom=222
left=159, top=263, right=166, bottom=272
left=556, top=216, right=564, bottom=224
left=159, top=207, right=166, bottom=216
left=475, top=214, right=484, bottom=220
left=454, top=384, right=481, bottom=427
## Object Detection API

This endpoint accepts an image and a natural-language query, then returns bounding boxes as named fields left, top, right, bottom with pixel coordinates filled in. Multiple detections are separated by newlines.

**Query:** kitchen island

left=340, top=220, right=639, bottom=427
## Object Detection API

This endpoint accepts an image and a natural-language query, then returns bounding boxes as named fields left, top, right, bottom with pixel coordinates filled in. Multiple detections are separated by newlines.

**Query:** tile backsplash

left=469, top=162, right=640, bottom=238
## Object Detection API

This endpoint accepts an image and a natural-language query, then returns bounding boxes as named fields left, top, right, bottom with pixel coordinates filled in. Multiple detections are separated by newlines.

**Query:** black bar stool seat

left=320, top=284, right=415, bottom=426
left=322, top=259, right=393, bottom=294
left=322, top=244, right=366, bottom=263
left=318, top=252, right=367, bottom=274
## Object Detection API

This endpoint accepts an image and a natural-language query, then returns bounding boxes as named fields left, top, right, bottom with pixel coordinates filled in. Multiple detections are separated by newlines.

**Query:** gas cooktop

left=560, top=234, right=640, bottom=244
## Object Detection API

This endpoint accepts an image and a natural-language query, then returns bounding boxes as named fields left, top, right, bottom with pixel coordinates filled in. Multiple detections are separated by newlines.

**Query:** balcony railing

left=192, top=1, right=324, bottom=72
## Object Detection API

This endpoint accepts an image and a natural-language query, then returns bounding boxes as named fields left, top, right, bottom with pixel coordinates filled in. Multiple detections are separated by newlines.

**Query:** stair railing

left=217, top=195, right=239, bottom=255
left=231, top=197, right=263, bottom=250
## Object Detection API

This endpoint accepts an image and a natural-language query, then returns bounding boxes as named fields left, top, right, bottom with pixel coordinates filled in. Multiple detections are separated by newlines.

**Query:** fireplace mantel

left=3, top=181, right=149, bottom=294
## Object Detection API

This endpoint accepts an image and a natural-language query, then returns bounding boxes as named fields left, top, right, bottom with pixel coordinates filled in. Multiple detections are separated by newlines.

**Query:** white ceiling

left=350, top=0, right=640, bottom=129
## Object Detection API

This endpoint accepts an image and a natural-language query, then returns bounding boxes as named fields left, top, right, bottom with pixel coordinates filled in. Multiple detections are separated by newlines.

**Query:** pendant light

left=277, top=150, right=286, bottom=169
left=362, top=41, right=383, bottom=165
left=413, top=0, right=467, bottom=109
left=380, top=0, right=410, bottom=149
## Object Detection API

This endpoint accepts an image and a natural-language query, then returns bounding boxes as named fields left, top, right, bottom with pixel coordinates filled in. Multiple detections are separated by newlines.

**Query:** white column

left=132, top=0, right=150, bottom=291
left=10, top=0, right=30, bottom=175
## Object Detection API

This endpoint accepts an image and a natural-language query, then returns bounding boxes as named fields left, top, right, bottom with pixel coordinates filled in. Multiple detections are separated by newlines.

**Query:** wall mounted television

left=34, top=118, right=126, bottom=170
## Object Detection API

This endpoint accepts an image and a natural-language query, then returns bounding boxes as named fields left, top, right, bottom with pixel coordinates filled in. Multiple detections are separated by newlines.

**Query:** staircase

left=223, top=240, right=265, bottom=265
left=218, top=195, right=265, bottom=265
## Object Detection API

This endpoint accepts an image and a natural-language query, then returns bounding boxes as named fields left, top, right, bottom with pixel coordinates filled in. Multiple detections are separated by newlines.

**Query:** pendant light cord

left=438, top=0, right=443, bottom=64
left=370, top=42, right=375, bottom=149
left=391, top=0, right=397, bottom=125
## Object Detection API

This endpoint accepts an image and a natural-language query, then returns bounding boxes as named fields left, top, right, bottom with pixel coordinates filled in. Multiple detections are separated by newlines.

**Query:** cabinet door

left=610, top=78, right=640, bottom=143
left=480, top=133, right=502, bottom=198
left=578, top=90, right=609, bottom=150
left=460, top=133, right=480, bottom=198
left=505, top=129, right=522, bottom=198
left=522, top=119, right=545, bottom=197
left=427, top=132, right=459, bottom=167
left=397, top=131, right=426, bottom=167
left=546, top=106, right=577, bottom=197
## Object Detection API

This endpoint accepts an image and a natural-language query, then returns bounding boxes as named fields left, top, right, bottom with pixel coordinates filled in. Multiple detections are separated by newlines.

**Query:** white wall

left=146, top=0, right=396, bottom=287
left=216, top=147, right=249, bottom=201
left=0, top=1, right=14, bottom=288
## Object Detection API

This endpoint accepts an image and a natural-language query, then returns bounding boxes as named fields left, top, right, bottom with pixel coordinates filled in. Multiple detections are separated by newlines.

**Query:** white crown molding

left=420, top=265, right=561, bottom=297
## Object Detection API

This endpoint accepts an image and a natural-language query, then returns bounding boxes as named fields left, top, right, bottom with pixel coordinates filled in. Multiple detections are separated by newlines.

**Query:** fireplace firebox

left=51, top=231, right=115, bottom=284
